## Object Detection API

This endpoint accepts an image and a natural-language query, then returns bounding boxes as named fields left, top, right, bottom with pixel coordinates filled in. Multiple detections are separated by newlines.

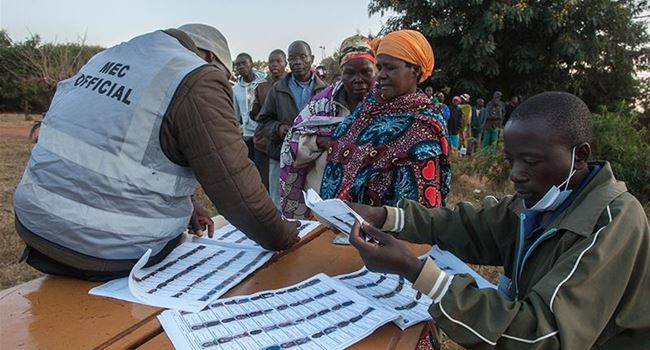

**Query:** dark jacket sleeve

left=250, top=83, right=264, bottom=121
left=256, top=87, right=285, bottom=144
left=398, top=196, right=519, bottom=266
left=161, top=65, right=295, bottom=251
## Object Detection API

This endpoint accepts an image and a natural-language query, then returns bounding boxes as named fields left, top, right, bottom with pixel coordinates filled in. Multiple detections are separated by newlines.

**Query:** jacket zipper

left=514, top=227, right=559, bottom=300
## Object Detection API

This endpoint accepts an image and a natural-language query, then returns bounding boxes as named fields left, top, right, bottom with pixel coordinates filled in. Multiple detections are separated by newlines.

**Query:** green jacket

left=397, top=162, right=650, bottom=349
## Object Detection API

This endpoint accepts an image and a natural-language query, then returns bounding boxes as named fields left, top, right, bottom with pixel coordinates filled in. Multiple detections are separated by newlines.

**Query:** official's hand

left=189, top=204, right=215, bottom=237
left=349, top=220, right=424, bottom=283
left=347, top=202, right=387, bottom=228
left=282, top=219, right=301, bottom=248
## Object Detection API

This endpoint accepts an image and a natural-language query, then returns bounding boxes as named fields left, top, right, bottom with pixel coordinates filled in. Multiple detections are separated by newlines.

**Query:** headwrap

left=338, top=35, right=375, bottom=67
left=370, top=30, right=434, bottom=83
left=452, top=96, right=461, bottom=104
left=460, top=93, right=470, bottom=103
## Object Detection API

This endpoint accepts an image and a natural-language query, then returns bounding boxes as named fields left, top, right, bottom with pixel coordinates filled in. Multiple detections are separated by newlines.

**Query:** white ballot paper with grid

left=159, top=273, right=398, bottom=350
left=90, top=242, right=273, bottom=312
left=127, top=243, right=273, bottom=312
left=335, top=268, right=432, bottom=330
left=303, top=189, right=364, bottom=235
left=193, top=220, right=320, bottom=249
left=428, top=245, right=497, bottom=290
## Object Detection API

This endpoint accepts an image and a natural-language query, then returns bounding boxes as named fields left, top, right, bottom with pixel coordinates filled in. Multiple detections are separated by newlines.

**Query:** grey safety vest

left=14, top=30, right=206, bottom=260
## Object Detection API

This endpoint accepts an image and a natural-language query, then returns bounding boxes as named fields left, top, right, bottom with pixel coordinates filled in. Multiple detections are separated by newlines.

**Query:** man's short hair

left=509, top=91, right=592, bottom=145
left=288, top=40, right=312, bottom=54
left=269, top=49, right=286, bottom=60
left=236, top=52, right=253, bottom=63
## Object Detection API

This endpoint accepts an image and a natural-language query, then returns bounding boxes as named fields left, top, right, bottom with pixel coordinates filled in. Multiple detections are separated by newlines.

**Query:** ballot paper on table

left=90, top=242, right=273, bottom=312
left=428, top=245, right=497, bottom=290
left=336, top=267, right=432, bottom=330
left=303, top=189, right=364, bottom=235
left=192, top=219, right=320, bottom=249
left=159, top=273, right=399, bottom=350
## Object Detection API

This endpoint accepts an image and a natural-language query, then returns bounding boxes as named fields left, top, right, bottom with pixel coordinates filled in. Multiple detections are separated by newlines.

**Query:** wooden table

left=1, top=222, right=431, bottom=350
left=137, top=229, right=431, bottom=350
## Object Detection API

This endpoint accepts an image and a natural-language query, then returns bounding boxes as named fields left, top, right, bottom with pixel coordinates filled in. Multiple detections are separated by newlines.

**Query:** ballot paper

left=90, top=242, right=273, bottom=312
left=159, top=274, right=399, bottom=350
left=193, top=220, right=320, bottom=249
left=428, top=245, right=497, bottom=290
left=336, top=268, right=432, bottom=330
left=303, top=189, right=364, bottom=235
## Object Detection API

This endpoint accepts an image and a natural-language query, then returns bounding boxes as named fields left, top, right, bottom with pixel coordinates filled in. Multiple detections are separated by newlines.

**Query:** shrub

left=592, top=105, right=650, bottom=205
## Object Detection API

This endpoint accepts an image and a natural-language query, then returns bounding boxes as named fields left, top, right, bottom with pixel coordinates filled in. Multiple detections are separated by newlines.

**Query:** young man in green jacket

left=349, top=91, right=649, bottom=349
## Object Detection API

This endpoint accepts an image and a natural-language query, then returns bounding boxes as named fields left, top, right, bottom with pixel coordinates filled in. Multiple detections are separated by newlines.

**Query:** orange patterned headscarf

left=370, top=30, right=434, bottom=83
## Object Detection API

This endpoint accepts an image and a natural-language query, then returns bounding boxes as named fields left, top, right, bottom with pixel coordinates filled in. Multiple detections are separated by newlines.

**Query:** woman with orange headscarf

left=321, top=30, right=451, bottom=209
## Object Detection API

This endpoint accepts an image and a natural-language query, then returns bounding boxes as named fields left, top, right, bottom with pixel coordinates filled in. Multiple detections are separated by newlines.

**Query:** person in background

left=233, top=52, right=266, bottom=161
left=436, top=92, right=450, bottom=126
left=483, top=91, right=505, bottom=149
left=257, top=41, right=327, bottom=206
left=347, top=91, right=650, bottom=349
left=503, top=95, right=519, bottom=126
left=13, top=24, right=300, bottom=281
left=279, top=35, right=376, bottom=219
left=468, top=97, right=485, bottom=155
left=458, top=93, right=472, bottom=153
left=424, top=86, right=434, bottom=100
left=321, top=29, right=450, bottom=209
left=447, top=96, right=463, bottom=151
left=251, top=49, right=288, bottom=189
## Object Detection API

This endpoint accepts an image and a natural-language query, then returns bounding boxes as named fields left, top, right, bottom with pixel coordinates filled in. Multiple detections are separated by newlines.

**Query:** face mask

left=525, top=146, right=577, bottom=212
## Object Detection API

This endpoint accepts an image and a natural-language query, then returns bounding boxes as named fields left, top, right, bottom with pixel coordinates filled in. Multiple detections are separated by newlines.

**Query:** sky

left=1, top=0, right=392, bottom=64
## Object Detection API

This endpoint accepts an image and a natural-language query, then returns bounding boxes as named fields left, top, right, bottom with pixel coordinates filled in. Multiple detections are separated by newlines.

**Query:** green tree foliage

left=592, top=105, right=650, bottom=204
left=319, top=52, right=342, bottom=84
left=0, top=30, right=103, bottom=113
left=368, top=0, right=650, bottom=108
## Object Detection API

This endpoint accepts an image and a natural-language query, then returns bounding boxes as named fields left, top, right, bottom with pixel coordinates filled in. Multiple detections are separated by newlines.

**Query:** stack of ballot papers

left=89, top=220, right=320, bottom=312
left=158, top=245, right=496, bottom=350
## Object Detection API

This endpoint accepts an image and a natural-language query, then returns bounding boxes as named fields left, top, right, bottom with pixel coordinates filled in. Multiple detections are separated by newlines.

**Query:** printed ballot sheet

left=159, top=274, right=399, bottom=350
left=428, top=245, right=497, bottom=290
left=335, top=268, right=432, bottom=330
left=303, top=189, right=363, bottom=235
left=193, top=220, right=321, bottom=249
left=128, top=243, right=273, bottom=312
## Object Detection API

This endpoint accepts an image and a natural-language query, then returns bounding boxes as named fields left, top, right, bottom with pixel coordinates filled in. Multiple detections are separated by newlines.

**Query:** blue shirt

left=288, top=73, right=315, bottom=111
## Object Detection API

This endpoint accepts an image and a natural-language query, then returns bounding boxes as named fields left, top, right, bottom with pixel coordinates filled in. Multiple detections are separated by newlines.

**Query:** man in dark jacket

left=250, top=49, right=288, bottom=189
left=14, top=24, right=299, bottom=281
left=257, top=40, right=327, bottom=205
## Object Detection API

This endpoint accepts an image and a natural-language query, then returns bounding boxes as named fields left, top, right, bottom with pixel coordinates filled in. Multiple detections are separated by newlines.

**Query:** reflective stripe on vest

left=14, top=30, right=206, bottom=259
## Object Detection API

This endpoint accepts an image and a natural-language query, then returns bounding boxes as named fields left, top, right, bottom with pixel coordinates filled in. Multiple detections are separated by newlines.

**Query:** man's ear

left=575, top=142, right=591, bottom=168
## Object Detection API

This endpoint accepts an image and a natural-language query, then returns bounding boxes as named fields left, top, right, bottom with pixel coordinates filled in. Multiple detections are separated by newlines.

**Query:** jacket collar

left=513, top=161, right=627, bottom=237
left=276, top=72, right=328, bottom=96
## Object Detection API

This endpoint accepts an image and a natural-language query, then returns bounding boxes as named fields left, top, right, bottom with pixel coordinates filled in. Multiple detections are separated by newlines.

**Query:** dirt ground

left=0, top=114, right=43, bottom=288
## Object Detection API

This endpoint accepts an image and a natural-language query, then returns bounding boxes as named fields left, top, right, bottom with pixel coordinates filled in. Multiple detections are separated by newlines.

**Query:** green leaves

left=368, top=0, right=650, bottom=109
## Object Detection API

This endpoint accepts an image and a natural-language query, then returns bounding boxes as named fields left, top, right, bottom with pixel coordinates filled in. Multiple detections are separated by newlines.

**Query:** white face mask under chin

left=525, top=147, right=577, bottom=212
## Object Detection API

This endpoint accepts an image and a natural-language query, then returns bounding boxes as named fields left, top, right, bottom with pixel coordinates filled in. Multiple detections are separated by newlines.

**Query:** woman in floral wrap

left=321, top=30, right=451, bottom=209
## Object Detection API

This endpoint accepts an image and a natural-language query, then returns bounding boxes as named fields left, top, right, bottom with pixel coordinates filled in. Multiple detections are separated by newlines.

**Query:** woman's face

left=375, top=54, right=419, bottom=99
left=340, top=58, right=376, bottom=101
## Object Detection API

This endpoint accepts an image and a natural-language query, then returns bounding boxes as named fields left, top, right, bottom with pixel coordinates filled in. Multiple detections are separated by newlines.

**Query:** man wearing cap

left=13, top=24, right=299, bottom=280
